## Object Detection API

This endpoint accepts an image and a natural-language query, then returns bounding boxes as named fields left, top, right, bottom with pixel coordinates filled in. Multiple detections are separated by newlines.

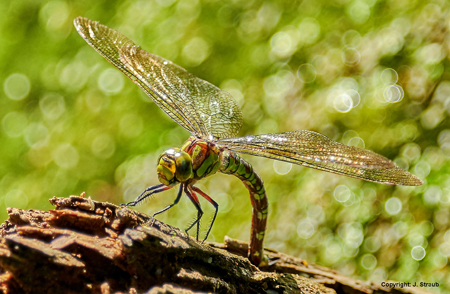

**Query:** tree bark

left=0, top=195, right=433, bottom=294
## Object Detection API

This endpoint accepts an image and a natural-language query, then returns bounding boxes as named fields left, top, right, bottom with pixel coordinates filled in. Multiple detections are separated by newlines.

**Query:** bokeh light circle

left=53, top=143, right=79, bottom=169
left=40, top=93, right=66, bottom=120
left=297, top=64, right=316, bottom=83
left=346, top=89, right=360, bottom=108
left=334, top=94, right=353, bottom=112
left=385, top=197, right=402, bottom=215
left=92, top=133, right=116, bottom=159
left=383, top=85, right=404, bottom=103
left=2, top=112, right=28, bottom=138
left=273, top=161, right=292, bottom=175
left=182, top=37, right=211, bottom=66
left=24, top=123, right=49, bottom=148
left=98, top=68, right=125, bottom=95
left=5, top=190, right=28, bottom=209
left=342, top=47, right=360, bottom=66
left=411, top=246, right=426, bottom=261
left=297, top=219, right=315, bottom=239
left=4, top=73, right=31, bottom=101
left=270, top=32, right=292, bottom=54
left=361, top=254, right=377, bottom=270
left=381, top=68, right=399, bottom=85
left=334, top=185, right=352, bottom=203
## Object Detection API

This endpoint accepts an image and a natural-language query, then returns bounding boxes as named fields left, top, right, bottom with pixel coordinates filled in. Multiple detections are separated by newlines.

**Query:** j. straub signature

left=381, top=281, right=440, bottom=288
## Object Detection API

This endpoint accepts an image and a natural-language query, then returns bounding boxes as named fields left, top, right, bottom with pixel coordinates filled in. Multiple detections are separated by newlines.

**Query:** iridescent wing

left=74, top=17, right=242, bottom=139
left=218, top=130, right=423, bottom=186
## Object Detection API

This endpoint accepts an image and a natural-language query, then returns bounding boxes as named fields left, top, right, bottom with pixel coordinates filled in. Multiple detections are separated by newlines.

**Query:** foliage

left=0, top=0, right=449, bottom=291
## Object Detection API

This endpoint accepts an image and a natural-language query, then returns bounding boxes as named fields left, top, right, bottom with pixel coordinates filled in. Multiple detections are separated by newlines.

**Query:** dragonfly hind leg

left=191, top=186, right=219, bottom=243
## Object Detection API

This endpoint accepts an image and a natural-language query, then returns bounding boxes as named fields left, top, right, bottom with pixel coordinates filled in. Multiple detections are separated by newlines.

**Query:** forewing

left=119, top=46, right=243, bottom=139
left=74, top=17, right=242, bottom=139
left=218, top=130, right=423, bottom=186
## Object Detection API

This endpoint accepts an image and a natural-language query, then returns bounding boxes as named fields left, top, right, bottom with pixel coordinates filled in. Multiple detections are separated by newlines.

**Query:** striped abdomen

left=220, top=149, right=268, bottom=266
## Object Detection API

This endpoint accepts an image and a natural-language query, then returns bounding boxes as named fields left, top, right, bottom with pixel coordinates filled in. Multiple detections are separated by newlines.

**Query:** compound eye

left=174, top=151, right=193, bottom=182
left=156, top=155, right=176, bottom=186
left=156, top=149, right=193, bottom=185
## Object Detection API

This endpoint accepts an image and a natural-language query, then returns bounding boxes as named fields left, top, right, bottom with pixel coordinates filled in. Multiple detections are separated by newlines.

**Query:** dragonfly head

left=157, top=148, right=193, bottom=186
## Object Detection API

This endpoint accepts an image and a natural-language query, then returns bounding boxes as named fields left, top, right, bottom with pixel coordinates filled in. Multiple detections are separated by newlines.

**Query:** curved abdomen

left=220, top=149, right=268, bottom=266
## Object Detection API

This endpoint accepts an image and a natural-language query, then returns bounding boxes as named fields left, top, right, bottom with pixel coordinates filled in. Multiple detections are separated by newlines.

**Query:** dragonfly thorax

left=156, top=148, right=193, bottom=186
left=181, top=137, right=222, bottom=181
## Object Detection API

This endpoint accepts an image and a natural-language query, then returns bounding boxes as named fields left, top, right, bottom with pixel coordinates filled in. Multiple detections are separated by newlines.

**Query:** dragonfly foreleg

left=125, top=183, right=170, bottom=206
left=191, top=186, right=218, bottom=243
left=152, top=184, right=184, bottom=218
left=184, top=185, right=203, bottom=241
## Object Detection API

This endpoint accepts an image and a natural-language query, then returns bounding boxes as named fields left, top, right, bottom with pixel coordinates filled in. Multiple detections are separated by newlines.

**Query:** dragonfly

left=74, top=17, right=423, bottom=266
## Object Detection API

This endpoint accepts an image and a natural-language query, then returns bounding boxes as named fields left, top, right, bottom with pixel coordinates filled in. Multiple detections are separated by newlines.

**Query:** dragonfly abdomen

left=220, top=149, right=268, bottom=266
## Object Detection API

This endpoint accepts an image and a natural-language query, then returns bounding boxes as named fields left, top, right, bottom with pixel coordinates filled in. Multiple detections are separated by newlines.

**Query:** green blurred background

left=1, top=0, right=449, bottom=290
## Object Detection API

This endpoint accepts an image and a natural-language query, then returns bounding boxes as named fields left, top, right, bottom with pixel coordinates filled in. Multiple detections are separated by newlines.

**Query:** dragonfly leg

left=124, top=183, right=169, bottom=206
left=184, top=185, right=203, bottom=241
left=152, top=184, right=184, bottom=218
left=191, top=186, right=218, bottom=243
left=220, top=150, right=269, bottom=266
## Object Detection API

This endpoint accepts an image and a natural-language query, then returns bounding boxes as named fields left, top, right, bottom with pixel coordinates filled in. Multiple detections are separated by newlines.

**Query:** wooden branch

left=0, top=195, right=434, bottom=294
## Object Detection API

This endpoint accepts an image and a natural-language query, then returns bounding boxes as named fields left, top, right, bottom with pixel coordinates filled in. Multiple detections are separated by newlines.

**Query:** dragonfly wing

left=74, top=17, right=242, bottom=139
left=218, top=130, right=423, bottom=186
left=119, top=46, right=243, bottom=139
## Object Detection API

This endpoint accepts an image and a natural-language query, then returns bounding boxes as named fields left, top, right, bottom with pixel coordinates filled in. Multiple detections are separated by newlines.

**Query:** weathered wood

left=0, top=195, right=434, bottom=294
